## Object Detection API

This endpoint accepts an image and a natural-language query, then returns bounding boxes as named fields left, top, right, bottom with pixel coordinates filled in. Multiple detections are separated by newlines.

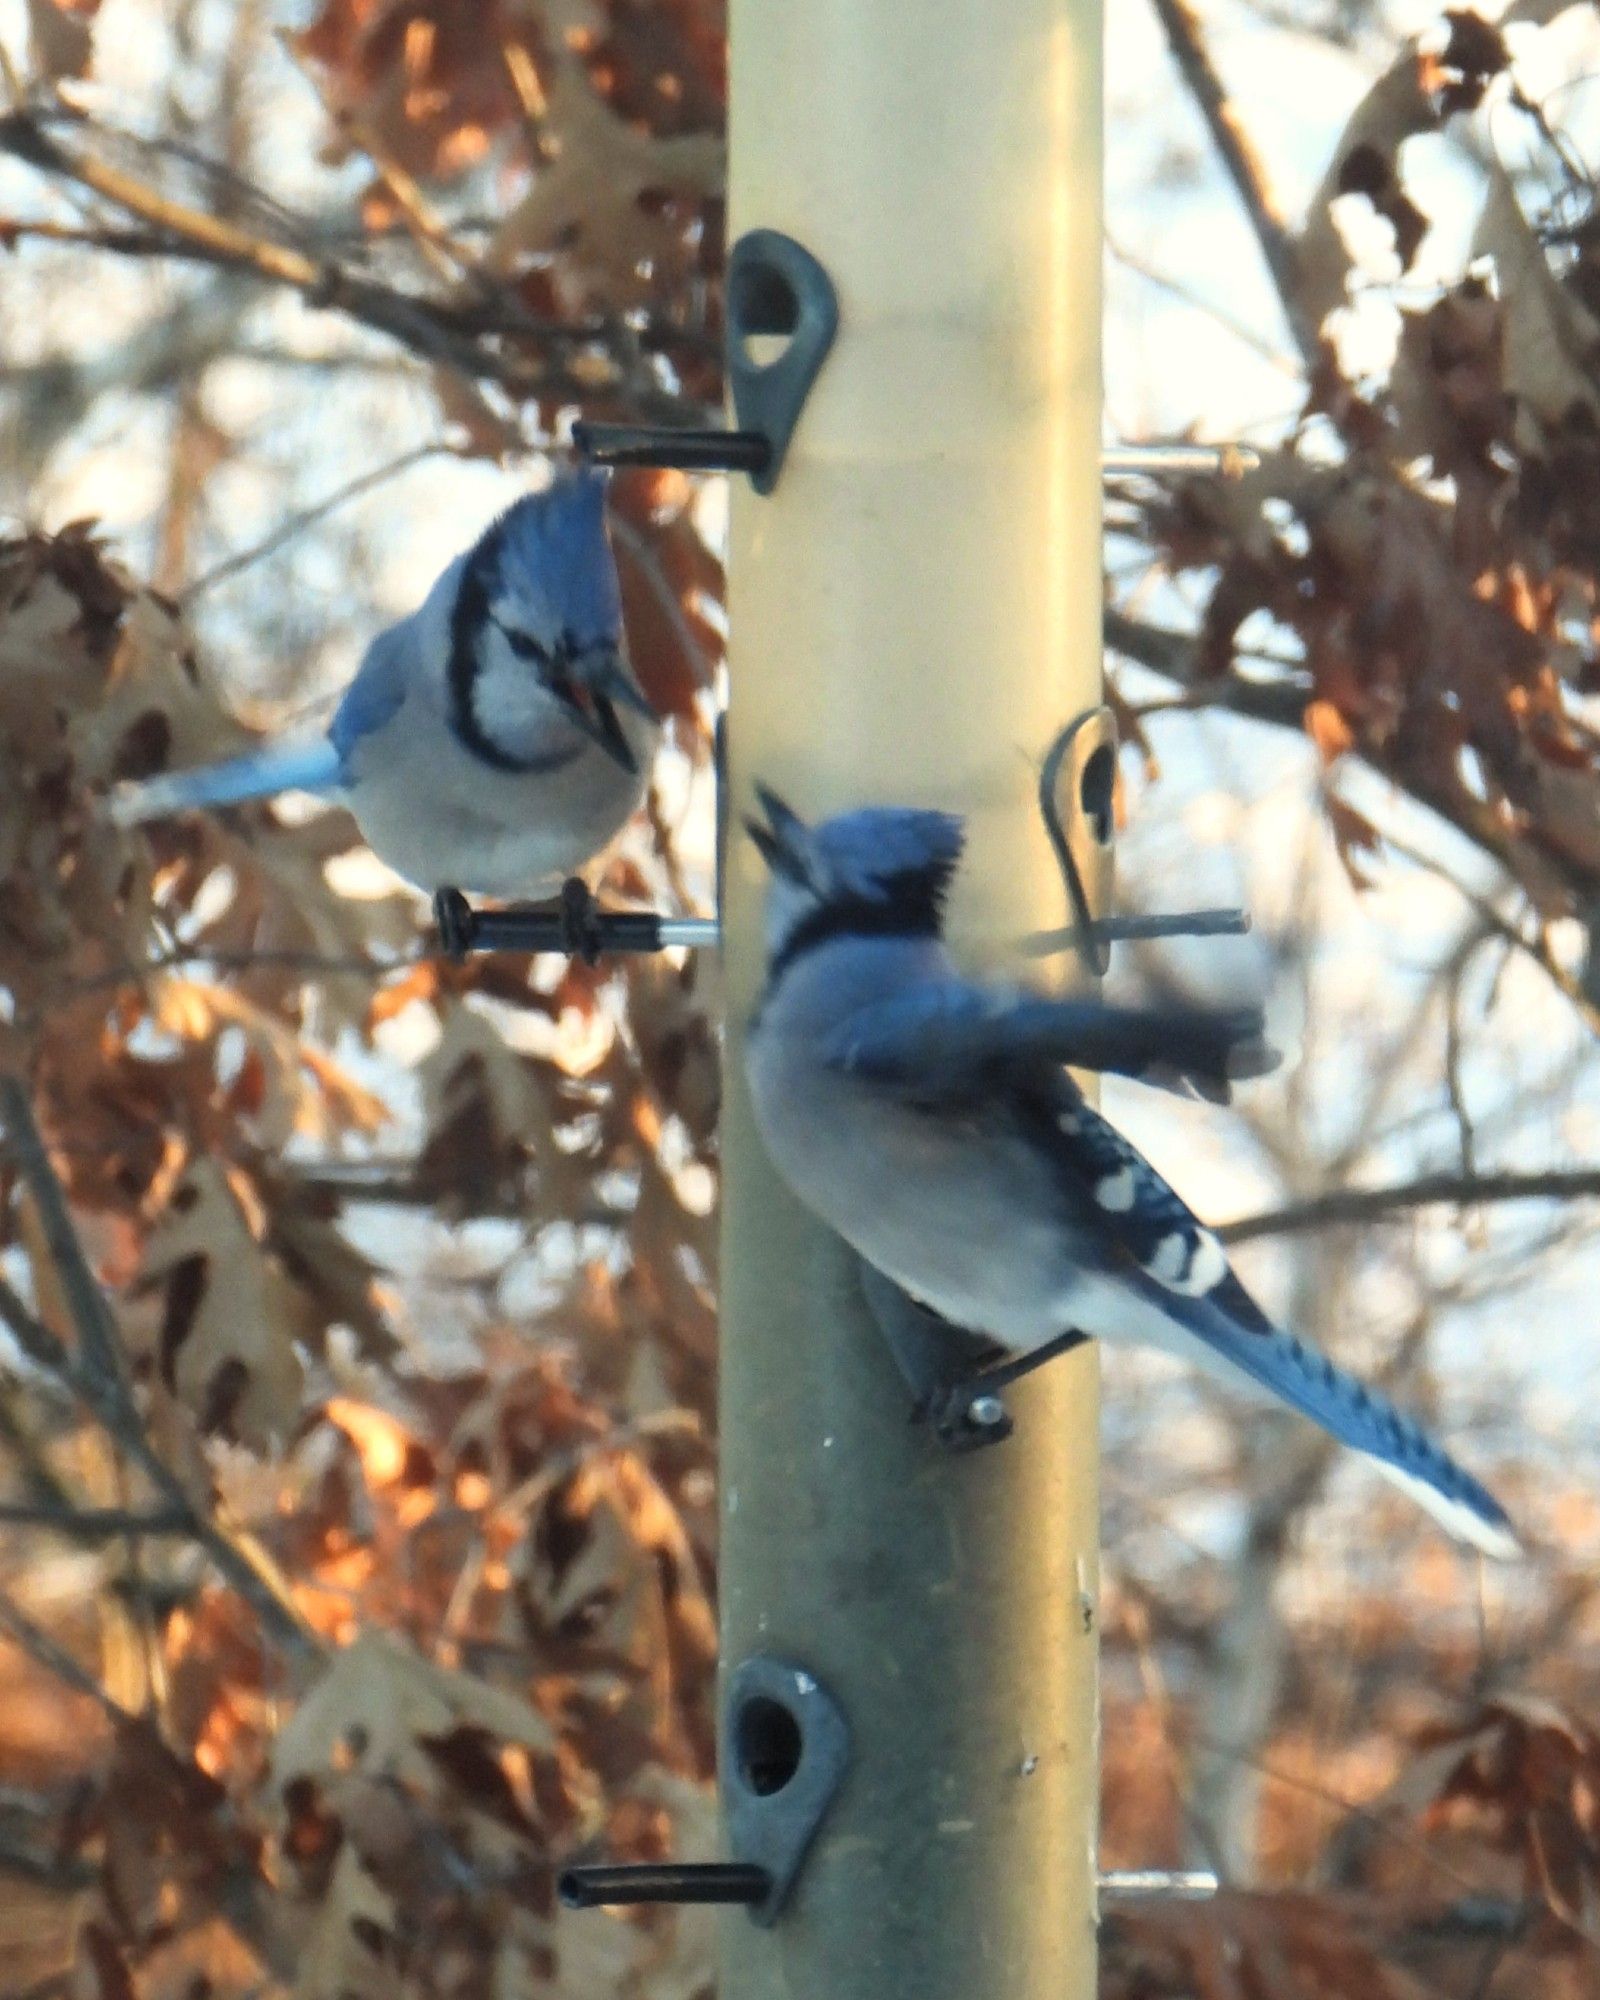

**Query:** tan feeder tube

left=719, top=2, right=1104, bottom=1997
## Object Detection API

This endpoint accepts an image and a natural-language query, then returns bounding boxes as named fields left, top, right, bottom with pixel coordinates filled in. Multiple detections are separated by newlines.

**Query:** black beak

left=744, top=782, right=812, bottom=878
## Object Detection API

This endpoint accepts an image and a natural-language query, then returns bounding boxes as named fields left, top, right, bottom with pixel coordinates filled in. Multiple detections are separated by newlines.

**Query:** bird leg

left=433, top=886, right=478, bottom=960
left=855, top=1260, right=1016, bottom=1452
left=556, top=876, right=605, bottom=962
left=855, top=1260, right=1091, bottom=1452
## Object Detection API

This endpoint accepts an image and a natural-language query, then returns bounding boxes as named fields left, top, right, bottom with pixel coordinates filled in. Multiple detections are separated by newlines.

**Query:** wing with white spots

left=1043, top=1090, right=1272, bottom=1333
left=1045, top=1093, right=1518, bottom=1559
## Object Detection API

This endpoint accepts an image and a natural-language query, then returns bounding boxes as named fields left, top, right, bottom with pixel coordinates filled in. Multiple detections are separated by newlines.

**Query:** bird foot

left=557, top=877, right=604, bottom=963
left=434, top=886, right=477, bottom=961
left=912, top=1329, right=1092, bottom=1454
left=434, top=880, right=607, bottom=962
left=914, top=1381, right=1016, bottom=1453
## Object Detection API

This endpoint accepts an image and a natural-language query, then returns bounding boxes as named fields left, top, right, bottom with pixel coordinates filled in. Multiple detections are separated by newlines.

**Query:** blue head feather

left=489, top=467, right=622, bottom=649
left=810, top=806, right=967, bottom=905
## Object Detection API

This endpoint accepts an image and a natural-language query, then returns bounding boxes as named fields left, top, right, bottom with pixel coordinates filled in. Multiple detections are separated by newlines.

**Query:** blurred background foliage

left=0, top=1, right=1596, bottom=1996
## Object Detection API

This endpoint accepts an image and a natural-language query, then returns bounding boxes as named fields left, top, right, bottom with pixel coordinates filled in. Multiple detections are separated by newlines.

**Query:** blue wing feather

left=821, top=980, right=1270, bottom=1100
left=330, top=628, right=408, bottom=762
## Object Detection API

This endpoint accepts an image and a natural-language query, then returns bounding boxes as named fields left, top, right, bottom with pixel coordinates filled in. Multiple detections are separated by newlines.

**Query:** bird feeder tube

left=718, top=1, right=1105, bottom=1996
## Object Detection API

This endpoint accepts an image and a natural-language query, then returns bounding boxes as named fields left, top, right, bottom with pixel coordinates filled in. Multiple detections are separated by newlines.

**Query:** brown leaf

left=1305, top=698, right=1356, bottom=763
left=1296, top=52, right=1438, bottom=333
left=140, top=1160, right=309, bottom=1448
left=1326, top=795, right=1384, bottom=890
left=1473, top=165, right=1600, bottom=453
left=272, top=1631, right=557, bottom=1797
left=25, top=0, right=97, bottom=82
left=483, top=57, right=722, bottom=314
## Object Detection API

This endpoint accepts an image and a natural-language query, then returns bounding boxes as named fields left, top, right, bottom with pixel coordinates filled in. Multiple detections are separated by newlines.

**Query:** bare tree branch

left=0, top=1501, right=192, bottom=1539
left=0, top=1078, right=321, bottom=1664
left=1148, top=0, right=1320, bottom=365
left=0, top=107, right=705, bottom=422
left=1220, top=1168, right=1600, bottom=1244
left=181, top=442, right=450, bottom=602
left=1105, top=609, right=1600, bottom=916
left=0, top=1585, right=127, bottom=1721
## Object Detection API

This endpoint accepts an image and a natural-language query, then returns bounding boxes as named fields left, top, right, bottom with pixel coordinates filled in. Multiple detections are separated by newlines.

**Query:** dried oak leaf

left=610, top=470, right=722, bottom=727
left=1296, top=50, right=1439, bottom=334
left=69, top=585, right=246, bottom=792
left=482, top=56, right=722, bottom=314
left=1391, top=281, right=1508, bottom=473
left=25, top=0, right=98, bottom=82
left=288, top=1840, right=396, bottom=2000
left=1326, top=794, right=1385, bottom=891
left=1421, top=1696, right=1600, bottom=1928
left=146, top=974, right=388, bottom=1170
left=265, top=1187, right=399, bottom=1367
left=1473, top=165, right=1600, bottom=455
left=295, top=0, right=550, bottom=180
left=99, top=1713, right=260, bottom=1946
left=272, top=1633, right=579, bottom=1895
left=1422, top=11, right=1510, bottom=118
left=139, top=1158, right=311, bottom=1449
left=416, top=1004, right=570, bottom=1218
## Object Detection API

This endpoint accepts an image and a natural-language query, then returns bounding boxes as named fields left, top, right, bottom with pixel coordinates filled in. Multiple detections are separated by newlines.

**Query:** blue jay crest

left=747, top=785, right=966, bottom=980
left=475, top=468, right=624, bottom=654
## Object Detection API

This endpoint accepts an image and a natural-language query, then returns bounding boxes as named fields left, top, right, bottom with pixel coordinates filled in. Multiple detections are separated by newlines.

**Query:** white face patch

left=1095, top=1166, right=1137, bottom=1212
left=1144, top=1226, right=1227, bottom=1297
left=762, top=870, right=825, bottom=965
left=1056, top=1109, right=1081, bottom=1136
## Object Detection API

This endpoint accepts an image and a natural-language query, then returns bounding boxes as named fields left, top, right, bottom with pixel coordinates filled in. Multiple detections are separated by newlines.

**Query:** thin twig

left=0, top=1501, right=192, bottom=1539
left=182, top=442, right=449, bottom=601
left=1104, top=609, right=1600, bottom=920
left=0, top=1079, right=321, bottom=1662
left=1106, top=231, right=1301, bottom=374
left=0, top=1272, right=73, bottom=1380
left=0, top=108, right=703, bottom=421
left=0, top=1586, right=128, bottom=1721
left=1147, top=0, right=1319, bottom=365
left=2, top=1080, right=129, bottom=1402
left=1219, top=1167, right=1600, bottom=1245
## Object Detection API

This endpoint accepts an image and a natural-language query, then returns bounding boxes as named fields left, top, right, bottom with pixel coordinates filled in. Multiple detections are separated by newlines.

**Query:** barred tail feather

left=106, top=740, right=344, bottom=827
left=1132, top=1281, right=1519, bottom=1560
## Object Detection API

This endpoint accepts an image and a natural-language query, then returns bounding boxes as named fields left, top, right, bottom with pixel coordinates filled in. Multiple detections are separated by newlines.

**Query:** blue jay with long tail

left=743, top=788, right=1518, bottom=1559
left=109, top=470, right=659, bottom=934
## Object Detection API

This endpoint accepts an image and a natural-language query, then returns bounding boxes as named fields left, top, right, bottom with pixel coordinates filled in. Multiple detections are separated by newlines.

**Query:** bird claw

left=434, top=887, right=477, bottom=961
left=558, top=877, right=604, bottom=964
left=911, top=1326, right=1092, bottom=1453
left=914, top=1382, right=1016, bottom=1453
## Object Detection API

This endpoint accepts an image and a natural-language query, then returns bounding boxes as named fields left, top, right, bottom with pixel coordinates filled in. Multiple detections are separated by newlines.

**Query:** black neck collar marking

left=766, top=863, right=951, bottom=988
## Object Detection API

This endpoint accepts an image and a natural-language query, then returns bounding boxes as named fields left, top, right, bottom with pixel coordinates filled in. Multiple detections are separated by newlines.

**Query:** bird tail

left=105, top=740, right=344, bottom=828
left=1133, top=1280, right=1519, bottom=1559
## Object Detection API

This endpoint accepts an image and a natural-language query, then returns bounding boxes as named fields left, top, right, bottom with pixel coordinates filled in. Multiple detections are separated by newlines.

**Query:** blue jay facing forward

left=743, top=788, right=1518, bottom=1559
left=109, top=470, right=659, bottom=953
